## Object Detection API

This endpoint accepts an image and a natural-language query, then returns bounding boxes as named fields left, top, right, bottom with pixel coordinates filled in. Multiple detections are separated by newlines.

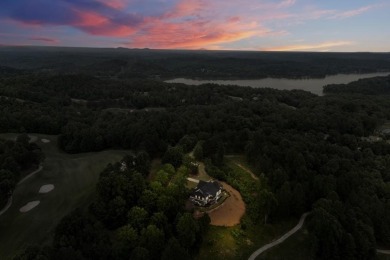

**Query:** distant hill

left=1, top=46, right=390, bottom=79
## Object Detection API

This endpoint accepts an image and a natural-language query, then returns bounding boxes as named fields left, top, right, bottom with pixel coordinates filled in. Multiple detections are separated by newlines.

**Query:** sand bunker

left=39, top=184, right=55, bottom=193
left=41, top=139, right=50, bottom=143
left=19, top=201, right=40, bottom=213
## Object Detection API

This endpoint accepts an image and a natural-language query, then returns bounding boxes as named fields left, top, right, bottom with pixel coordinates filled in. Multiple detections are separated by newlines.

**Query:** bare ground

left=208, top=182, right=246, bottom=226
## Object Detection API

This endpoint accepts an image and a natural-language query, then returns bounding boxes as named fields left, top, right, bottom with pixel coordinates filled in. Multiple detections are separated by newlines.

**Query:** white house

left=190, top=180, right=223, bottom=206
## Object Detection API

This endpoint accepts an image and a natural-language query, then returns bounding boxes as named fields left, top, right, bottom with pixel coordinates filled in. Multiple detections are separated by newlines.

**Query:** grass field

left=196, top=155, right=300, bottom=259
left=0, top=133, right=129, bottom=259
left=257, top=227, right=314, bottom=260
left=197, top=218, right=299, bottom=260
left=225, top=155, right=260, bottom=180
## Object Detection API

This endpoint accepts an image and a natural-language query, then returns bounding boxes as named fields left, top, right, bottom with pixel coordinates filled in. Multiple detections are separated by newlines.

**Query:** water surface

left=166, top=72, right=390, bottom=95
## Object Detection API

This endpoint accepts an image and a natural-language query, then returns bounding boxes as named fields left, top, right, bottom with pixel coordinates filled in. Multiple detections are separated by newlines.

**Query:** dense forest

left=14, top=154, right=209, bottom=260
left=1, top=47, right=390, bottom=79
left=324, top=75, right=390, bottom=95
left=1, top=49, right=390, bottom=259
left=0, top=135, right=43, bottom=208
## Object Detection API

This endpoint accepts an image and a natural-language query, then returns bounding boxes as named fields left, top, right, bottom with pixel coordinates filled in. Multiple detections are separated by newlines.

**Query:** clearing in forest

left=0, top=133, right=129, bottom=259
left=208, top=182, right=246, bottom=226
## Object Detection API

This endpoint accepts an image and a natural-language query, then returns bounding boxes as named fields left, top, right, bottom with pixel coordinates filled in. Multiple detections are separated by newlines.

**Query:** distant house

left=120, top=161, right=127, bottom=172
left=190, top=180, right=223, bottom=206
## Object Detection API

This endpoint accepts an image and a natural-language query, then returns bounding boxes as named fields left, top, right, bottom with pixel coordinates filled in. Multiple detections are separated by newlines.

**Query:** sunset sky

left=0, top=0, right=389, bottom=51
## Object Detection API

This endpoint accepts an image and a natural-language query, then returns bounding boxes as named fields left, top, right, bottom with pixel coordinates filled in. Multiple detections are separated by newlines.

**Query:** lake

left=165, top=72, right=390, bottom=96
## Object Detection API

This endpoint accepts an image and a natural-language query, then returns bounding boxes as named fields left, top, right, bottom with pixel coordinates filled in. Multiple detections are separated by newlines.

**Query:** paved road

left=248, top=212, right=309, bottom=260
left=248, top=212, right=390, bottom=259
left=0, top=165, right=43, bottom=217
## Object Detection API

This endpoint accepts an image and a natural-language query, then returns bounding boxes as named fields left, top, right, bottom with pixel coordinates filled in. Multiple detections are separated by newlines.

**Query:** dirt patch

left=208, top=182, right=245, bottom=226
left=19, top=201, right=40, bottom=213
left=39, top=184, right=55, bottom=193
left=192, top=163, right=212, bottom=181
left=41, top=139, right=50, bottom=143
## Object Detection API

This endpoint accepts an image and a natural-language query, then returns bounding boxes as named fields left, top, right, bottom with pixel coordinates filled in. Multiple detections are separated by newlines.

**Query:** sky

left=0, top=0, right=389, bottom=52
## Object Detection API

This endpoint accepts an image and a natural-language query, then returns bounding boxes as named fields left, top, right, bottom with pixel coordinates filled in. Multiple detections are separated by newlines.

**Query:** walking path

left=0, top=197, right=12, bottom=216
left=187, top=177, right=200, bottom=183
left=248, top=212, right=390, bottom=259
left=235, top=163, right=259, bottom=180
left=248, top=213, right=309, bottom=260
left=18, top=165, right=43, bottom=184
left=0, top=165, right=43, bottom=217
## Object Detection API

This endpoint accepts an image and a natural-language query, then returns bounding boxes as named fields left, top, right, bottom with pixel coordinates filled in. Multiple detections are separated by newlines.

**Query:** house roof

left=194, top=180, right=222, bottom=197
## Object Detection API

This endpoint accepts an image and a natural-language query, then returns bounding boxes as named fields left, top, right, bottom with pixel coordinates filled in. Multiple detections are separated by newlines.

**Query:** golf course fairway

left=0, top=133, right=129, bottom=259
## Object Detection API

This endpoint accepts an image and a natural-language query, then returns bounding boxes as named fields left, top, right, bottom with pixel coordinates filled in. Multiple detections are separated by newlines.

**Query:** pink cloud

left=4, top=0, right=382, bottom=50
left=73, top=10, right=108, bottom=27
left=227, top=16, right=241, bottom=23
left=122, top=0, right=273, bottom=49
left=29, top=37, right=59, bottom=43
left=127, top=8, right=273, bottom=49
left=291, top=4, right=380, bottom=22
left=262, top=41, right=354, bottom=51
left=163, top=0, right=209, bottom=19
left=71, top=9, right=140, bottom=36
left=97, top=0, right=128, bottom=10
left=2, top=0, right=289, bottom=48
left=277, top=0, right=296, bottom=8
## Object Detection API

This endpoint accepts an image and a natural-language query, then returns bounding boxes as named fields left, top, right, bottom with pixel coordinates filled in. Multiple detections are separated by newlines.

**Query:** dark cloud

left=0, top=0, right=144, bottom=36
left=9, top=0, right=75, bottom=25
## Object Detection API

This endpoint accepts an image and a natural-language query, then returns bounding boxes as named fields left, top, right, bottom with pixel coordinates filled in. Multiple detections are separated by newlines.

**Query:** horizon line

left=0, top=44, right=389, bottom=54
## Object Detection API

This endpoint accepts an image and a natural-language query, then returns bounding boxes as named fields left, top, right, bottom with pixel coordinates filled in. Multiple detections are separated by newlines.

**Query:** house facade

left=190, top=180, right=223, bottom=206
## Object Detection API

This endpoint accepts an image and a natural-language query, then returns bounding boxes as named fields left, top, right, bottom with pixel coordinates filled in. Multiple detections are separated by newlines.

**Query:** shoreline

left=165, top=71, right=390, bottom=83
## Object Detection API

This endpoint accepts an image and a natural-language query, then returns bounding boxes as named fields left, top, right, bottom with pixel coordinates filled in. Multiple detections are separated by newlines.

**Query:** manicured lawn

left=257, top=227, right=314, bottom=260
left=378, top=254, right=390, bottom=260
left=148, top=158, right=162, bottom=181
left=197, top=226, right=239, bottom=260
left=0, top=133, right=129, bottom=259
left=198, top=218, right=299, bottom=260
left=225, top=155, right=260, bottom=180
left=186, top=180, right=199, bottom=189
left=195, top=155, right=305, bottom=259
left=195, top=162, right=213, bottom=181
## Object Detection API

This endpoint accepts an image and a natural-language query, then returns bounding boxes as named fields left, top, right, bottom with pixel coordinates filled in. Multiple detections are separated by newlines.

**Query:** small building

left=120, top=161, right=127, bottom=172
left=190, top=180, right=223, bottom=207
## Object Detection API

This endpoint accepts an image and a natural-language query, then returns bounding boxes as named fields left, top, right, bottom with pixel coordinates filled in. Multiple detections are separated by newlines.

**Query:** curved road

left=0, top=165, right=43, bottom=217
left=248, top=212, right=309, bottom=260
